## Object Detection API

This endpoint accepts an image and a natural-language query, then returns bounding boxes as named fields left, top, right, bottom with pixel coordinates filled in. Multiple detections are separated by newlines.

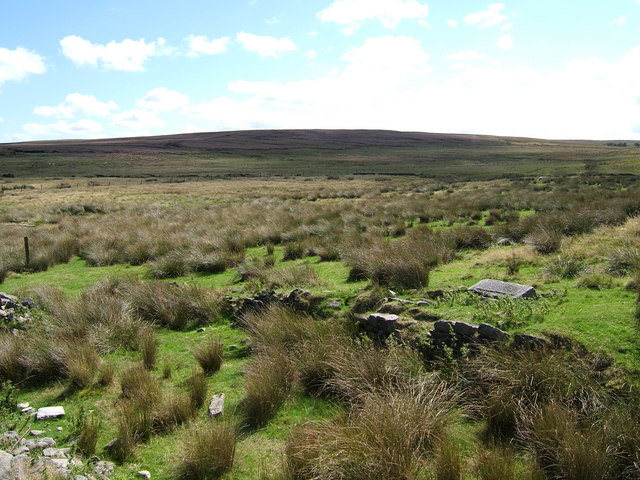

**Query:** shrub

left=174, top=421, right=237, bottom=480
left=193, top=336, right=224, bottom=376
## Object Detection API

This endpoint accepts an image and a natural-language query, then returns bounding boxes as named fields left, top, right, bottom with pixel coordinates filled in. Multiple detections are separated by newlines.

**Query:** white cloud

left=496, top=34, right=514, bottom=50
left=236, top=32, right=297, bottom=57
left=446, top=19, right=458, bottom=27
left=136, top=87, right=189, bottom=111
left=317, top=0, right=429, bottom=30
left=0, top=46, right=46, bottom=88
left=34, top=93, right=118, bottom=118
left=183, top=37, right=640, bottom=140
left=611, top=16, right=627, bottom=26
left=464, top=3, right=508, bottom=29
left=110, top=108, right=164, bottom=130
left=304, top=50, right=318, bottom=60
left=60, top=35, right=168, bottom=71
left=22, top=119, right=103, bottom=138
left=186, top=35, right=230, bottom=56
left=445, top=50, right=488, bottom=62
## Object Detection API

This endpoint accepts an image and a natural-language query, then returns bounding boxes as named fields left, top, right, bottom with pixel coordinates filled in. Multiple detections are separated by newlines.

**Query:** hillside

left=1, top=129, right=638, bottom=179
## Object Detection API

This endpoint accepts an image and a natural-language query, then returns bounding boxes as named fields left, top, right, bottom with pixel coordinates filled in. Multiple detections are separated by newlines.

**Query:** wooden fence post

left=24, top=237, right=30, bottom=266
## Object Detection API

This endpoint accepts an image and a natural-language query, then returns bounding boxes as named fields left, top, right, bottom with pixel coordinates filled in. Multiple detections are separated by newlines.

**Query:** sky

left=1, top=0, right=640, bottom=142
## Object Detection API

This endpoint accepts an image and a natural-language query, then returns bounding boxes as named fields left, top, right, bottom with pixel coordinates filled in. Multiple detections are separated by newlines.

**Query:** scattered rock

left=513, top=333, right=547, bottom=350
left=377, top=301, right=407, bottom=314
left=21, top=297, right=36, bottom=309
left=16, top=402, right=29, bottom=409
left=0, top=450, right=13, bottom=479
left=228, top=344, right=237, bottom=350
left=42, top=447, right=70, bottom=458
left=35, top=438, right=56, bottom=448
left=416, top=300, right=431, bottom=306
left=208, top=394, right=225, bottom=417
left=196, top=327, right=206, bottom=333
left=94, top=460, right=115, bottom=477
left=453, top=322, right=478, bottom=337
left=30, top=430, right=45, bottom=437
left=12, top=446, right=30, bottom=456
left=496, top=238, right=513, bottom=246
left=326, top=299, right=342, bottom=310
left=21, top=406, right=34, bottom=414
left=56, top=427, right=63, bottom=431
left=360, top=313, right=399, bottom=336
left=1, top=431, right=19, bottom=442
left=478, top=323, right=510, bottom=342
left=433, top=320, right=454, bottom=333
left=468, top=279, right=537, bottom=299
left=138, top=470, right=152, bottom=479
left=36, top=406, right=65, bottom=420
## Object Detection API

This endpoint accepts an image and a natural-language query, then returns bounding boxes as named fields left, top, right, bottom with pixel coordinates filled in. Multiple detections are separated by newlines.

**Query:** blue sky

left=1, top=0, right=640, bottom=141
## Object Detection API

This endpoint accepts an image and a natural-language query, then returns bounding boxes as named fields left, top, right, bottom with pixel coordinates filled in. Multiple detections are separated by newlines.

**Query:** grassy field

left=1, top=130, right=640, bottom=479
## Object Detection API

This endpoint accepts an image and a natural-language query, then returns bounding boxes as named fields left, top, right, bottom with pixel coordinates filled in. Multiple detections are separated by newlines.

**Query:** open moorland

left=1, top=129, right=640, bottom=480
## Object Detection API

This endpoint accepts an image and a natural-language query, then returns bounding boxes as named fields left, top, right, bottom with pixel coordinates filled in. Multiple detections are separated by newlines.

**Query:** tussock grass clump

left=111, top=402, right=153, bottom=464
left=185, top=370, right=209, bottom=410
left=140, top=330, right=158, bottom=370
left=525, top=226, right=563, bottom=254
left=64, top=343, right=101, bottom=389
left=120, top=364, right=160, bottom=408
left=463, top=347, right=602, bottom=441
left=475, top=447, right=516, bottom=480
left=127, top=281, right=228, bottom=330
left=542, top=254, right=585, bottom=279
left=285, top=381, right=455, bottom=480
left=605, top=245, right=640, bottom=277
left=243, top=351, right=294, bottom=427
left=193, top=336, right=224, bottom=376
left=174, top=421, right=237, bottom=480
left=527, top=402, right=611, bottom=480
left=266, top=264, right=321, bottom=288
left=434, top=437, right=465, bottom=480
left=97, top=362, right=115, bottom=386
left=76, top=413, right=101, bottom=457
left=575, top=270, right=614, bottom=290
left=282, top=242, right=307, bottom=261
left=152, top=393, right=195, bottom=435
left=147, top=252, right=191, bottom=279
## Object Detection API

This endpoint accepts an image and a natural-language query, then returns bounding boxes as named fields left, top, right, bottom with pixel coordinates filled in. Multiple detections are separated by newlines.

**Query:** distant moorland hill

left=1, top=129, right=638, bottom=179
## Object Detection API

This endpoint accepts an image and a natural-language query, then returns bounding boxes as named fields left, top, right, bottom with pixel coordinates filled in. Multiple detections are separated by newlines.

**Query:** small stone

left=453, top=322, right=478, bottom=337
left=208, top=394, right=225, bottom=417
left=94, top=460, right=115, bottom=476
left=43, top=447, right=70, bottom=458
left=30, top=430, right=45, bottom=436
left=21, top=298, right=36, bottom=309
left=478, top=323, right=510, bottom=342
left=196, top=327, right=206, bottom=333
left=46, top=458, right=70, bottom=470
left=416, top=300, right=430, bottom=306
left=56, top=427, right=63, bottom=431
left=35, top=437, right=56, bottom=448
left=326, top=299, right=342, bottom=310
left=36, top=406, right=65, bottom=420
left=12, top=446, right=30, bottom=456
left=0, top=451, right=13, bottom=478
left=21, top=407, right=34, bottom=414
left=16, top=402, right=29, bottom=409
left=228, top=345, right=237, bottom=350
left=138, top=471, right=152, bottom=479
left=433, top=320, right=454, bottom=333
left=468, top=279, right=536, bottom=299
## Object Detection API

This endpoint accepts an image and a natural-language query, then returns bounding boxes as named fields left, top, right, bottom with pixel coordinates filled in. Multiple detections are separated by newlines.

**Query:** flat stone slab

left=208, top=394, right=225, bottom=417
left=36, top=406, right=65, bottom=420
left=468, top=279, right=536, bottom=299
